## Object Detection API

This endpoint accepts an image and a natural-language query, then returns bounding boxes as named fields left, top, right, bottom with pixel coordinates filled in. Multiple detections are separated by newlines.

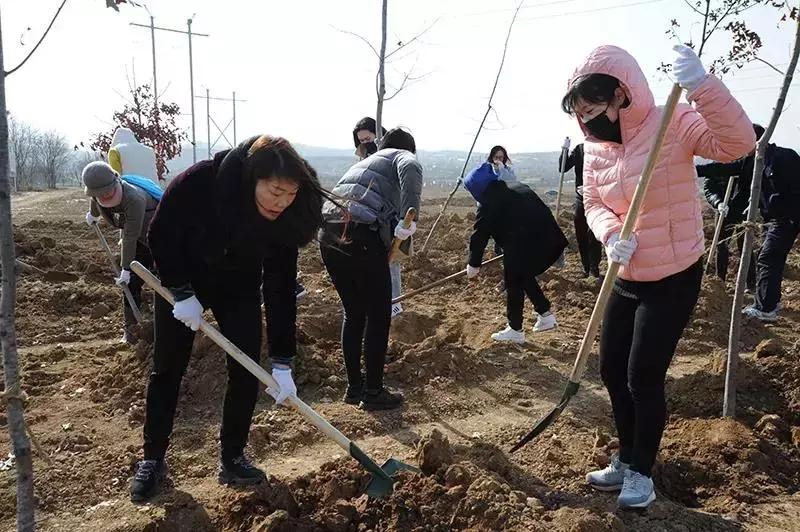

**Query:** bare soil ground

left=2, top=187, right=799, bottom=531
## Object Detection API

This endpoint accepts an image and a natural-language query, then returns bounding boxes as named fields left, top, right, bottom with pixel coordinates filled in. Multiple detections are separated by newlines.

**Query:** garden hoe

left=130, top=261, right=417, bottom=497
left=511, top=83, right=683, bottom=453
left=92, top=223, right=142, bottom=324
left=392, top=254, right=504, bottom=305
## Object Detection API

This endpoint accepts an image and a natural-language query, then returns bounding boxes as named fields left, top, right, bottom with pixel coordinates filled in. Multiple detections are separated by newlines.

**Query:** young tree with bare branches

left=0, top=2, right=134, bottom=529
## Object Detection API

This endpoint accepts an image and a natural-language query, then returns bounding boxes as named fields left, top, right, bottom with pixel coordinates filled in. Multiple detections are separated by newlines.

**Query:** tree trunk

left=375, top=0, right=387, bottom=144
left=0, top=10, right=36, bottom=531
left=724, top=10, right=800, bottom=418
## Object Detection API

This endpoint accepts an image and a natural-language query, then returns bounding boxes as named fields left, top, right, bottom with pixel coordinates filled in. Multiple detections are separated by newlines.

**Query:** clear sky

left=2, top=0, right=798, bottom=154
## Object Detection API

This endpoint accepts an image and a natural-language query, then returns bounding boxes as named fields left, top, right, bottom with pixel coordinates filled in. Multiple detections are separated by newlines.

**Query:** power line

left=516, top=0, right=666, bottom=22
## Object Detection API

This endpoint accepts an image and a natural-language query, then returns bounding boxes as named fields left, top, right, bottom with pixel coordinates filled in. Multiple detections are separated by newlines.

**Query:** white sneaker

left=586, top=453, right=628, bottom=491
left=491, top=325, right=525, bottom=344
left=742, top=305, right=778, bottom=323
left=533, top=311, right=557, bottom=332
left=618, top=469, right=656, bottom=509
left=391, top=303, right=403, bottom=318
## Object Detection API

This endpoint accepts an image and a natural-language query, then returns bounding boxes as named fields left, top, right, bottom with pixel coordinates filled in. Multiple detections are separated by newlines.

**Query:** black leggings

left=321, top=226, right=392, bottom=393
left=505, top=267, right=550, bottom=330
left=143, top=288, right=262, bottom=461
left=574, top=200, right=602, bottom=277
left=599, top=260, right=702, bottom=476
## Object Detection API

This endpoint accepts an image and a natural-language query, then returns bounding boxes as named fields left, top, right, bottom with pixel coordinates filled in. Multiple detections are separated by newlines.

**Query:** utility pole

left=129, top=16, right=208, bottom=163
left=195, top=91, right=246, bottom=156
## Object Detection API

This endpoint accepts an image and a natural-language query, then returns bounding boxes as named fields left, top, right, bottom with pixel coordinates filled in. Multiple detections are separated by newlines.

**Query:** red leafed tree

left=90, top=84, right=186, bottom=179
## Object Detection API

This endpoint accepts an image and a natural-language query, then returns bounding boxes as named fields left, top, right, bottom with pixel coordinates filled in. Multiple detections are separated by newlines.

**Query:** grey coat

left=323, top=148, right=423, bottom=248
left=90, top=181, right=158, bottom=268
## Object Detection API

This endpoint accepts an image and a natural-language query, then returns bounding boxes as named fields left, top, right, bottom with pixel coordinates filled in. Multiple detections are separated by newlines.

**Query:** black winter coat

left=468, top=181, right=567, bottom=276
left=148, top=137, right=313, bottom=362
left=698, top=144, right=800, bottom=222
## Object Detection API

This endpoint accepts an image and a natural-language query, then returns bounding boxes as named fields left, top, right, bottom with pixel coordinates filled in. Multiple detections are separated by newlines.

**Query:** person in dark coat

left=698, top=123, right=800, bottom=322
left=130, top=135, right=329, bottom=502
left=697, top=127, right=758, bottom=290
left=559, top=143, right=602, bottom=278
left=746, top=125, right=800, bottom=321
left=321, top=128, right=423, bottom=411
left=464, top=162, right=568, bottom=343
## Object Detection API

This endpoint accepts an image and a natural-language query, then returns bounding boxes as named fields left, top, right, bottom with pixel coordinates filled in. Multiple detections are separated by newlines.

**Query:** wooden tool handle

left=93, top=223, right=142, bottom=324
left=392, top=254, right=504, bottom=304
left=130, top=261, right=353, bottom=452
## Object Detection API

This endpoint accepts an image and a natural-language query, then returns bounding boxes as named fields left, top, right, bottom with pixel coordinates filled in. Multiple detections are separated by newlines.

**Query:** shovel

left=555, top=137, right=570, bottom=219
left=510, top=83, right=684, bottom=453
left=389, top=208, right=417, bottom=263
left=91, top=223, right=142, bottom=324
left=392, top=254, right=504, bottom=304
left=14, top=258, right=78, bottom=283
left=130, top=261, right=417, bottom=497
left=705, top=175, right=736, bottom=274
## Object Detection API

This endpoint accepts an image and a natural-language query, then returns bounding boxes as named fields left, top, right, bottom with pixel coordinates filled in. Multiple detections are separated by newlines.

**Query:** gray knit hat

left=82, top=161, right=119, bottom=197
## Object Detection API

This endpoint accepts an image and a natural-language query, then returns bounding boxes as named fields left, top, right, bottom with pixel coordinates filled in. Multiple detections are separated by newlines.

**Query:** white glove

left=672, top=44, right=707, bottom=92
left=561, top=136, right=571, bottom=150
left=85, top=212, right=101, bottom=226
left=115, top=268, right=131, bottom=286
left=717, top=204, right=729, bottom=218
left=466, top=265, right=480, bottom=278
left=394, top=220, right=417, bottom=241
left=172, top=295, right=204, bottom=331
left=605, top=232, right=639, bottom=266
left=267, top=366, right=297, bottom=405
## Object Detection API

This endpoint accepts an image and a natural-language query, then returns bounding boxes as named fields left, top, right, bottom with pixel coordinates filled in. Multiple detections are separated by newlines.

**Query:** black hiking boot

left=218, top=454, right=266, bottom=486
left=359, top=387, right=404, bottom=411
left=130, top=459, right=167, bottom=502
left=343, top=383, right=363, bottom=405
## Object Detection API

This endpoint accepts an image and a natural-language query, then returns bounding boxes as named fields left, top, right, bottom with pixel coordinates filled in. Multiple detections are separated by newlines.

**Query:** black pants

left=321, top=226, right=392, bottom=392
left=756, top=219, right=800, bottom=312
left=715, top=222, right=755, bottom=289
left=123, top=241, right=154, bottom=330
left=143, top=287, right=262, bottom=461
left=574, top=200, right=602, bottom=277
left=599, top=260, right=702, bottom=477
left=505, top=267, right=550, bottom=331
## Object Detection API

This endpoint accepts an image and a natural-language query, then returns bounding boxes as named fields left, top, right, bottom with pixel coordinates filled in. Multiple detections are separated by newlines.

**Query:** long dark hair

left=561, top=73, right=621, bottom=116
left=352, top=117, right=387, bottom=148
left=488, top=145, right=509, bottom=165
left=241, top=135, right=336, bottom=246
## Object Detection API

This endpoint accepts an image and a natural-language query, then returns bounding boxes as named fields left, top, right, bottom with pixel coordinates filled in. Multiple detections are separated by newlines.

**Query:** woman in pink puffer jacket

left=560, top=44, right=755, bottom=509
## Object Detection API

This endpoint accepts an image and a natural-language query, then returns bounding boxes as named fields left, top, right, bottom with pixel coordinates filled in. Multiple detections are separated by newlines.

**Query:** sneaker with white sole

left=491, top=325, right=525, bottom=344
left=586, top=453, right=628, bottom=491
left=391, top=303, right=403, bottom=318
left=618, top=469, right=656, bottom=509
left=742, top=305, right=778, bottom=323
left=533, top=311, right=557, bottom=332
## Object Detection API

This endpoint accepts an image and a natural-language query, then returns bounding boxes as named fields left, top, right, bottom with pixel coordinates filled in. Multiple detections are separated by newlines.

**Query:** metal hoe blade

left=510, top=381, right=580, bottom=453
left=366, top=458, right=420, bottom=498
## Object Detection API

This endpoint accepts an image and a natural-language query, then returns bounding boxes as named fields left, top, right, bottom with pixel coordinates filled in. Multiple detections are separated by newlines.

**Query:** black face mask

left=584, top=106, right=622, bottom=143
left=364, top=141, right=378, bottom=156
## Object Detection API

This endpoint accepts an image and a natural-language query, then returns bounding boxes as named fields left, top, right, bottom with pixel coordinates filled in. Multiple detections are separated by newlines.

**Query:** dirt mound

left=656, top=418, right=800, bottom=513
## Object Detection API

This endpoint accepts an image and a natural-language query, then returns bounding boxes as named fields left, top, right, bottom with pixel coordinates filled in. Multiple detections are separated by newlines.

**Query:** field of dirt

left=2, top=187, right=800, bottom=531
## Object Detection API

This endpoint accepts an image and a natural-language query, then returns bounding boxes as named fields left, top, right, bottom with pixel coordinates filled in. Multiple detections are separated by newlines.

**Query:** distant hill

left=165, top=142, right=569, bottom=191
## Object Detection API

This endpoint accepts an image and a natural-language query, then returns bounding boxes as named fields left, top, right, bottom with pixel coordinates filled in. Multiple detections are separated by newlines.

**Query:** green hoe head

left=365, top=458, right=420, bottom=498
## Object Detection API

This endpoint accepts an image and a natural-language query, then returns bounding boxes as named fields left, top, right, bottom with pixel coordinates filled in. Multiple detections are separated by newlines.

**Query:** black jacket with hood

left=148, top=136, right=319, bottom=363
left=468, top=180, right=568, bottom=276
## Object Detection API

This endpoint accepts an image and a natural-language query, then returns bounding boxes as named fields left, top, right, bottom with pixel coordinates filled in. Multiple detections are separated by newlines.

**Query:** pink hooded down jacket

left=572, top=46, right=756, bottom=282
